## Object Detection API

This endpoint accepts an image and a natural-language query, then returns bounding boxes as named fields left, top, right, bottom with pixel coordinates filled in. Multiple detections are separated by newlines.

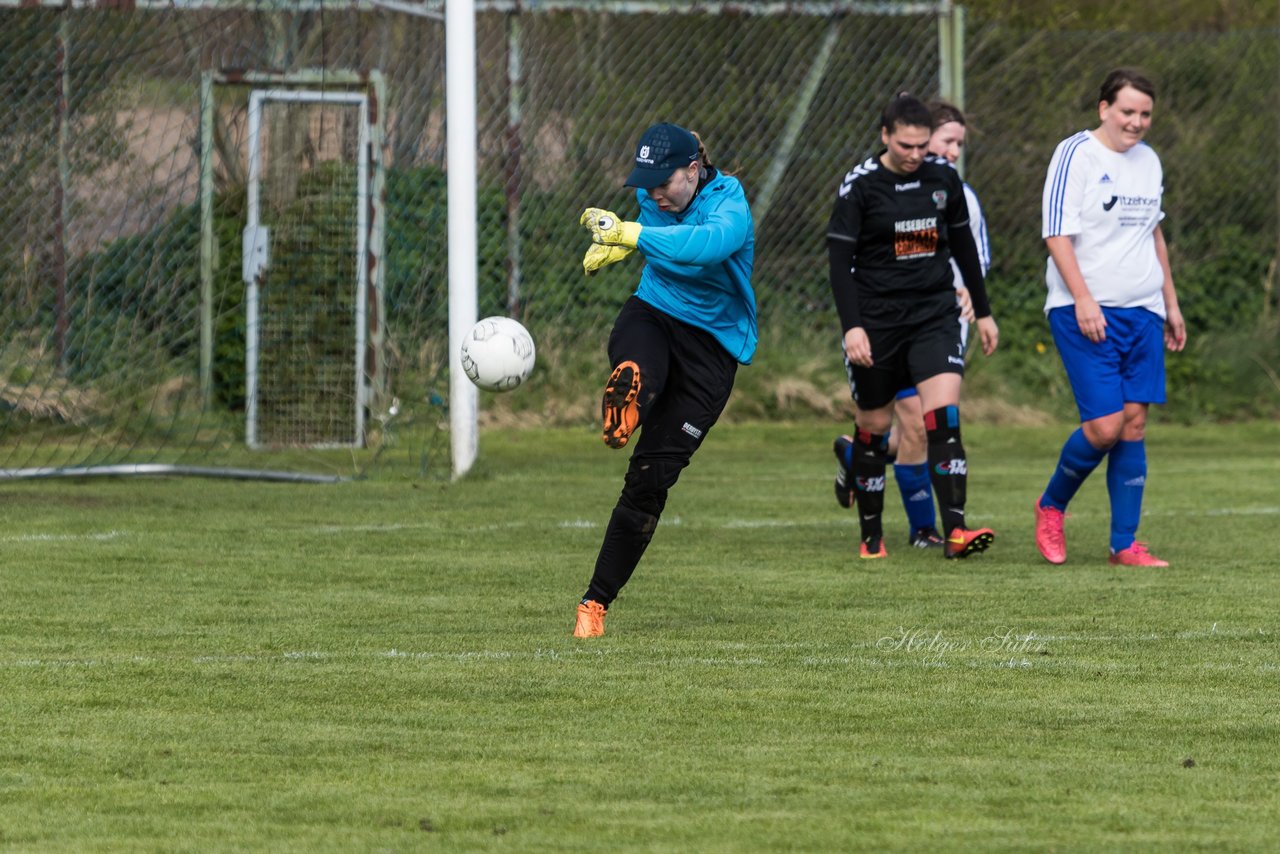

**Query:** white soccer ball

left=460, top=316, right=536, bottom=392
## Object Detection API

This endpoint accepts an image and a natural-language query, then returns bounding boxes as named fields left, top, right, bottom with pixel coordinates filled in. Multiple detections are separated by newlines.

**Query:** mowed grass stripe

left=1, top=421, right=1277, bottom=851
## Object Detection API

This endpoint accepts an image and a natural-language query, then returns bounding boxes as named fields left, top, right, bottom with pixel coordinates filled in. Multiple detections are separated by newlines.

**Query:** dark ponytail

left=880, top=91, right=933, bottom=133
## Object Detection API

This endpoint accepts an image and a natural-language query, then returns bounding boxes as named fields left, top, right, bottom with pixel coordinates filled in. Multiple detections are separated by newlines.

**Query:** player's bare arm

left=1154, top=226, right=1186, bottom=352
left=1045, top=234, right=1106, bottom=343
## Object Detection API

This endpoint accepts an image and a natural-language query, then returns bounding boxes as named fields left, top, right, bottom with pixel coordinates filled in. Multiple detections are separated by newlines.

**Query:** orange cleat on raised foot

left=601, top=361, right=641, bottom=449
left=573, top=600, right=607, bottom=638
left=944, top=527, right=995, bottom=559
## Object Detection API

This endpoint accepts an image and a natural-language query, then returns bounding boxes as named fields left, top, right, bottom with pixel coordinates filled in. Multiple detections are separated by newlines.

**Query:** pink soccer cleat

left=1034, top=497, right=1067, bottom=565
left=1109, top=542, right=1168, bottom=567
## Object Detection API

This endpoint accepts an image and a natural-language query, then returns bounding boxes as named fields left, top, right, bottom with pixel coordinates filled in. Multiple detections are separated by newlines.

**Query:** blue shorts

left=1049, top=305, right=1166, bottom=422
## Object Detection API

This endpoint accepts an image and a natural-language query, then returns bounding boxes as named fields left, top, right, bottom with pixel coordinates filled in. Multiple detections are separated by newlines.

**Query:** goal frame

left=199, top=68, right=388, bottom=449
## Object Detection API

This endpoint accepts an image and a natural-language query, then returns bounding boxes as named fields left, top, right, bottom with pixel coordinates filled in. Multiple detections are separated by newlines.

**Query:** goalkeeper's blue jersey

left=632, top=170, right=757, bottom=364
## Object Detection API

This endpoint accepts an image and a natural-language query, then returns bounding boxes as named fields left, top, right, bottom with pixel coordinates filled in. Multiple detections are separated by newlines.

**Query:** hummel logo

left=1103, top=195, right=1119, bottom=211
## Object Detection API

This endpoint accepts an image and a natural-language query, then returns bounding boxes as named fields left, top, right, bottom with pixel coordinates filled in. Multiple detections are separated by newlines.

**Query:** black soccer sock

left=584, top=504, right=659, bottom=606
left=852, top=428, right=889, bottom=542
left=925, top=405, right=967, bottom=534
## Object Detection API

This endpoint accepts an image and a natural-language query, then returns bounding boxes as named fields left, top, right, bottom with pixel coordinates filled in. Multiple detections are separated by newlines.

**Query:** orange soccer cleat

left=601, top=361, right=642, bottom=449
left=573, top=600, right=607, bottom=638
left=859, top=536, right=888, bottom=559
left=944, top=527, right=995, bottom=559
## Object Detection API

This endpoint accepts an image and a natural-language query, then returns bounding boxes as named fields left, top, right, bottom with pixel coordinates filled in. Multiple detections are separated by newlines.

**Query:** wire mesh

left=0, top=2, right=1276, bottom=478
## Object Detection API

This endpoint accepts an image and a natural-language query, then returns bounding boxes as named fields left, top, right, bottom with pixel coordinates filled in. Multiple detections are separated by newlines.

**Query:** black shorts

left=608, top=297, right=738, bottom=465
left=843, top=307, right=965, bottom=411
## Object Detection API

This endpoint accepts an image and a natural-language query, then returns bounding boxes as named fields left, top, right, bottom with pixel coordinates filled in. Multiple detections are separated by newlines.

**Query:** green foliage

left=3, top=422, right=1280, bottom=849
left=62, top=206, right=200, bottom=376
left=55, top=185, right=246, bottom=414
left=960, top=0, right=1277, bottom=30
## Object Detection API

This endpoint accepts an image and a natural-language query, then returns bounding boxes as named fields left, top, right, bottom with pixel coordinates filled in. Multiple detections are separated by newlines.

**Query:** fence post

left=199, top=70, right=215, bottom=406
left=937, top=2, right=966, bottom=173
left=54, top=8, right=70, bottom=362
left=505, top=6, right=524, bottom=318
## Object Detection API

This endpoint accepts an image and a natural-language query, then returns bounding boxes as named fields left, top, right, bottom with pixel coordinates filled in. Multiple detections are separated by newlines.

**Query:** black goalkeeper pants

left=584, top=297, right=738, bottom=607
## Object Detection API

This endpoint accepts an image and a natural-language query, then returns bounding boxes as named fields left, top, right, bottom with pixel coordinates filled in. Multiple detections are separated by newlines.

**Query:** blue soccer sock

left=894, top=462, right=936, bottom=534
left=1042, top=428, right=1107, bottom=512
left=1106, top=439, right=1147, bottom=553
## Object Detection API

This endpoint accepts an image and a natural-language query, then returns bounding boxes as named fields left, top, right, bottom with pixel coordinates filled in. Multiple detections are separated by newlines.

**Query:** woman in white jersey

left=1033, top=69, right=1187, bottom=568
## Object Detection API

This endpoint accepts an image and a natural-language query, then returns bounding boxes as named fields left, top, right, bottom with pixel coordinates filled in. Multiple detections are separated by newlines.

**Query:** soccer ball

left=460, top=316, right=536, bottom=392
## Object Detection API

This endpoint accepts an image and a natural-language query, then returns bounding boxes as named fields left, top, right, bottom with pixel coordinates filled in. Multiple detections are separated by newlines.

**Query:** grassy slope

left=1, top=421, right=1277, bottom=851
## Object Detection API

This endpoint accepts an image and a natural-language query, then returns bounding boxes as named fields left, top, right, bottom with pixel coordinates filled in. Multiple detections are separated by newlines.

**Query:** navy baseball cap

left=625, top=123, right=699, bottom=189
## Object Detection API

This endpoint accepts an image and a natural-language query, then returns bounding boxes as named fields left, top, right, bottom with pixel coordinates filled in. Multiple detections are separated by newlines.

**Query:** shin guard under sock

left=924, top=405, right=967, bottom=535
left=1043, top=428, right=1107, bottom=512
left=585, top=504, right=659, bottom=606
left=852, top=428, right=889, bottom=542
left=1106, top=439, right=1147, bottom=553
left=894, top=462, right=936, bottom=534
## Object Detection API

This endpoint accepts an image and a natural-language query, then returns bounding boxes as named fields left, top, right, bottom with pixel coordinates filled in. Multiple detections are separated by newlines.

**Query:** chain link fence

left=961, top=18, right=1280, bottom=416
left=1, top=1, right=1276, bottom=478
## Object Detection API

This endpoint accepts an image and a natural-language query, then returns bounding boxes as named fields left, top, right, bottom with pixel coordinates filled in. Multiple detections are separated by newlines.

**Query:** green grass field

left=2, top=421, right=1278, bottom=851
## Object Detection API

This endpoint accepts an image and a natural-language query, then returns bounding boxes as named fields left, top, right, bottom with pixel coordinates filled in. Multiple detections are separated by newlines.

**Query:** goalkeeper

left=572, top=122, right=756, bottom=639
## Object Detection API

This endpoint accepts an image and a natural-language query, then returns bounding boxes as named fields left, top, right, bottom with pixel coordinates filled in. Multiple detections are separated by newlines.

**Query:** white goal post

left=447, top=0, right=480, bottom=479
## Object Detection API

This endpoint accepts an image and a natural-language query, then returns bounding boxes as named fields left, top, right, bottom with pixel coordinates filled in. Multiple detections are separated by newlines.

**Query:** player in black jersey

left=826, top=92, right=999, bottom=560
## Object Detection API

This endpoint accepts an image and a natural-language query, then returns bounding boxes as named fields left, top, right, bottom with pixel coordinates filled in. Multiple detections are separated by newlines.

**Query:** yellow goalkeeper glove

left=582, top=243, right=635, bottom=276
left=580, top=207, right=643, bottom=248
